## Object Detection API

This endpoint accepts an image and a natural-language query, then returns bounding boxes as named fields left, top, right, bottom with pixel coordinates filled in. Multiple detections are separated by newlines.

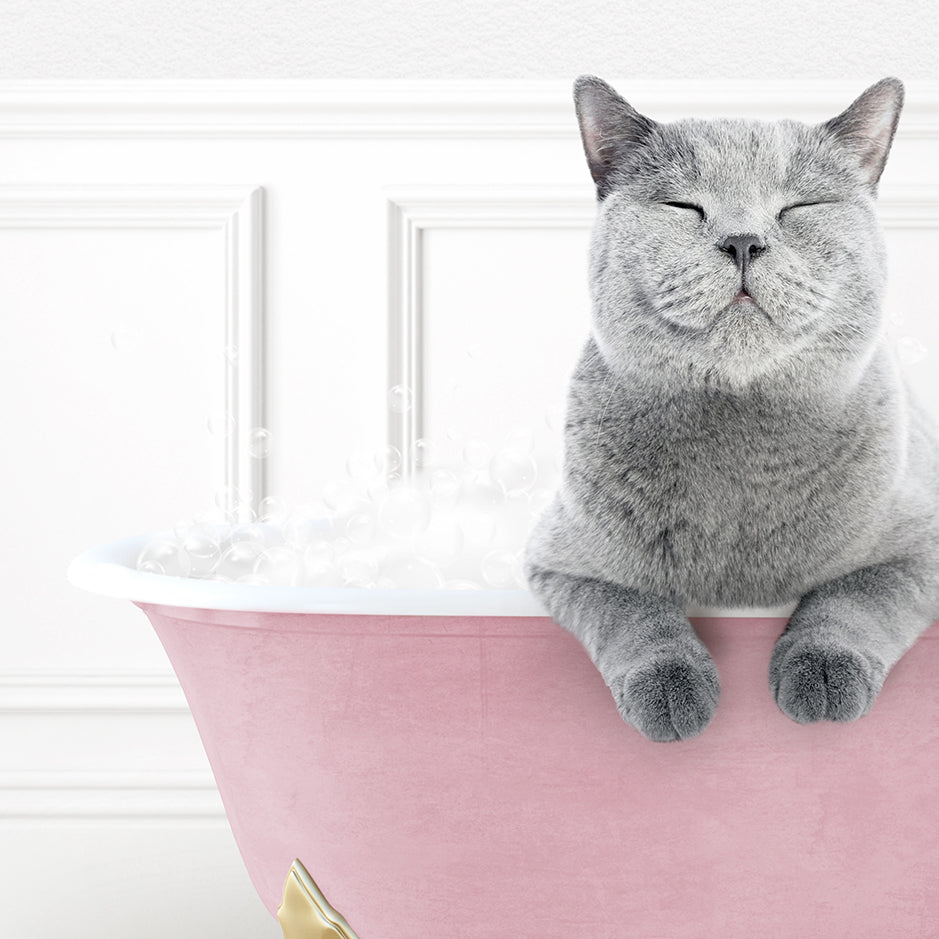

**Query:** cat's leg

left=526, top=566, right=719, bottom=742
left=770, top=559, right=939, bottom=723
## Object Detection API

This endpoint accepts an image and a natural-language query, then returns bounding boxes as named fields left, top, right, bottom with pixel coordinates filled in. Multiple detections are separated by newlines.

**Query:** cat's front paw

left=612, top=649, right=720, bottom=742
left=770, top=636, right=886, bottom=724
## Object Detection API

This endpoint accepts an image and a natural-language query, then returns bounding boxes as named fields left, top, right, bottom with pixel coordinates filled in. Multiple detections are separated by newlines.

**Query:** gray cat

left=524, top=75, right=939, bottom=742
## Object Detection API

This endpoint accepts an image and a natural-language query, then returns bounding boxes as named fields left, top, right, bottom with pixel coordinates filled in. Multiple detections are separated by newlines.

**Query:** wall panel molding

left=0, top=772, right=223, bottom=820
left=877, top=185, right=939, bottom=227
left=0, top=671, right=221, bottom=820
left=386, top=185, right=595, bottom=476
left=0, top=80, right=937, bottom=139
left=0, top=670, right=185, bottom=713
left=0, top=184, right=265, bottom=517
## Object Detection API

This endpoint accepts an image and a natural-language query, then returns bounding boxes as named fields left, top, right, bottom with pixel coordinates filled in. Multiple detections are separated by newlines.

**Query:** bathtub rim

left=68, top=532, right=798, bottom=618
left=67, top=533, right=553, bottom=616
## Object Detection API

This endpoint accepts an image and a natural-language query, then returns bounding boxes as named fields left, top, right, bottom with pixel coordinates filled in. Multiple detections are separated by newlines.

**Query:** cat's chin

left=697, top=306, right=789, bottom=389
left=715, top=294, right=774, bottom=325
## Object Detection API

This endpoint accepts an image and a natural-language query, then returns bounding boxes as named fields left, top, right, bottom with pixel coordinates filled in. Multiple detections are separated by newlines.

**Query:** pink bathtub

left=70, top=535, right=939, bottom=937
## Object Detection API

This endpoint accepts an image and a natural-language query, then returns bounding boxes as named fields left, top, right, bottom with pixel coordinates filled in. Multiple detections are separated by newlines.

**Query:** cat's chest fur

left=560, top=341, right=900, bottom=606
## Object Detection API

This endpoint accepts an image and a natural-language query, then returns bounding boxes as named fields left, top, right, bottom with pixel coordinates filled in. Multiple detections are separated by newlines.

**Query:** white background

left=0, top=3, right=937, bottom=937
left=0, top=0, right=936, bottom=81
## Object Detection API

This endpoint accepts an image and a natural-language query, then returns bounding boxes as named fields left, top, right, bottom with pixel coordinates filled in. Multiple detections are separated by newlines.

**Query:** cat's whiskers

left=653, top=271, right=726, bottom=324
left=812, top=319, right=874, bottom=361
left=776, top=269, right=835, bottom=305
left=790, top=280, right=835, bottom=304
left=655, top=270, right=713, bottom=297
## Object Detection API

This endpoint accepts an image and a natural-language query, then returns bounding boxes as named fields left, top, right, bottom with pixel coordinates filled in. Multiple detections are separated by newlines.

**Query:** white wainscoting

left=1, top=81, right=938, bottom=938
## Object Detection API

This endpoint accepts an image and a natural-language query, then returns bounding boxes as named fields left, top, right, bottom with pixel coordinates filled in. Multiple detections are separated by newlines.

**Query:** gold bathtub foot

left=277, top=859, right=361, bottom=939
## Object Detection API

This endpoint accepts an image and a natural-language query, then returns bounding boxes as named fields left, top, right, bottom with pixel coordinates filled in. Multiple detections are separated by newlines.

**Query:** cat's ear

left=573, top=76, right=658, bottom=199
left=821, top=78, right=904, bottom=190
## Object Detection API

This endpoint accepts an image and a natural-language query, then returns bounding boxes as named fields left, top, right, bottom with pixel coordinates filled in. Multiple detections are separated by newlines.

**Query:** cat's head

left=575, top=76, right=904, bottom=391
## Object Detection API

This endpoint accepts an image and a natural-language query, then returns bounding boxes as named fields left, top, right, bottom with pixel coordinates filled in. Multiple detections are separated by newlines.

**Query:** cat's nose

left=718, top=233, right=766, bottom=272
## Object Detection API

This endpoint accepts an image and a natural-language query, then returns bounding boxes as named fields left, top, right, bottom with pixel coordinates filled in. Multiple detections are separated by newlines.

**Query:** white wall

left=0, top=6, right=937, bottom=936
left=0, top=0, right=934, bottom=80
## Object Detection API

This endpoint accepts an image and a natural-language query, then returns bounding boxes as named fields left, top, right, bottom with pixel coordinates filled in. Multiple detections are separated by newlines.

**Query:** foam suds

left=137, top=433, right=560, bottom=590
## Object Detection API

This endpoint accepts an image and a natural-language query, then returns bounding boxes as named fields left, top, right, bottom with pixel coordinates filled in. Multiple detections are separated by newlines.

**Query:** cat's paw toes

left=770, top=638, right=884, bottom=724
left=613, top=651, right=720, bottom=742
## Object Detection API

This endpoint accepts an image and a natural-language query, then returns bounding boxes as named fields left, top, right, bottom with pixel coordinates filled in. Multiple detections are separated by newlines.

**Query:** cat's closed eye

left=777, top=201, right=837, bottom=220
left=662, top=201, right=706, bottom=220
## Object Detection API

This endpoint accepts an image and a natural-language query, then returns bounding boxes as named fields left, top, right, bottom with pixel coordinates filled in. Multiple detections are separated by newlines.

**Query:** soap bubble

left=171, top=517, right=193, bottom=540
left=414, top=516, right=464, bottom=567
left=207, top=412, right=236, bottom=438
left=258, top=496, right=290, bottom=524
left=378, top=552, right=444, bottom=589
left=137, top=537, right=191, bottom=578
left=443, top=579, right=483, bottom=590
left=346, top=512, right=376, bottom=546
left=489, top=447, right=537, bottom=496
left=189, top=507, right=230, bottom=529
left=253, top=546, right=303, bottom=586
left=381, top=445, right=402, bottom=474
left=346, top=449, right=384, bottom=481
left=462, top=439, right=492, bottom=469
left=379, top=486, right=431, bottom=540
left=455, top=505, right=497, bottom=555
left=411, top=438, right=437, bottom=470
left=285, top=508, right=333, bottom=546
left=428, top=468, right=460, bottom=504
left=897, top=336, right=928, bottom=365
left=248, top=427, right=271, bottom=458
left=481, top=549, right=522, bottom=588
left=181, top=530, right=219, bottom=557
left=388, top=385, right=413, bottom=413
left=181, top=530, right=221, bottom=577
left=459, top=476, right=504, bottom=510
left=214, top=485, right=254, bottom=519
left=235, top=573, right=268, bottom=586
left=331, top=535, right=352, bottom=555
left=109, top=327, right=141, bottom=353
left=366, top=473, right=402, bottom=504
left=497, top=491, right=538, bottom=546
left=544, top=408, right=564, bottom=432
left=229, top=523, right=270, bottom=545
left=302, top=540, right=340, bottom=586
left=504, top=427, right=535, bottom=453
left=528, top=487, right=555, bottom=519
left=338, top=549, right=380, bottom=587
left=215, top=540, right=266, bottom=580
left=322, top=479, right=361, bottom=515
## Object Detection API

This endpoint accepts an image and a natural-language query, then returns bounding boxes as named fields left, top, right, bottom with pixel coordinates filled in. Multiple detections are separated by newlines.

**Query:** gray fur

left=524, top=76, right=939, bottom=742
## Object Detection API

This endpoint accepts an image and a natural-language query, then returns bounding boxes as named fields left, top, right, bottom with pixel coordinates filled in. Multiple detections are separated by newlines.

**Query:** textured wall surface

left=0, top=0, right=935, bottom=80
